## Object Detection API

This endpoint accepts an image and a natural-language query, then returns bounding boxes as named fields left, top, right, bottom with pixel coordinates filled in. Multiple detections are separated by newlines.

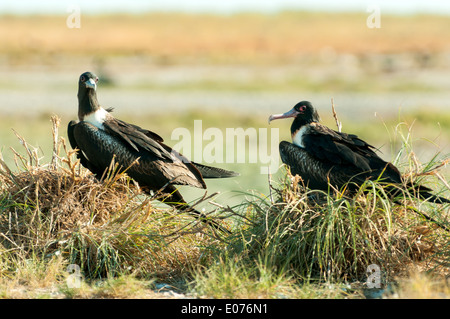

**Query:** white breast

left=292, top=126, right=308, bottom=148
left=84, top=107, right=108, bottom=129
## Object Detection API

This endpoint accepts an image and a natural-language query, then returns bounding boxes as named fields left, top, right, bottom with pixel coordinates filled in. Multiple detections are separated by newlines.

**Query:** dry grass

left=392, top=267, right=450, bottom=299
left=2, top=12, right=450, bottom=64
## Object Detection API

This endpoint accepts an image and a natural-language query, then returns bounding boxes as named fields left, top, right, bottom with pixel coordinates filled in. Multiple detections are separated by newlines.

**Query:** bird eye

left=95, top=77, right=99, bottom=82
left=296, top=105, right=306, bottom=112
left=80, top=75, right=85, bottom=82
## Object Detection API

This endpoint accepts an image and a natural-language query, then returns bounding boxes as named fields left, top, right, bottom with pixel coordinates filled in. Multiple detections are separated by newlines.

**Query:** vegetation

left=0, top=116, right=448, bottom=299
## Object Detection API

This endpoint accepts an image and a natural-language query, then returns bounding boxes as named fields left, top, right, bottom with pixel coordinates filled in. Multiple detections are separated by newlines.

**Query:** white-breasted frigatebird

left=68, top=72, right=239, bottom=233
left=268, top=101, right=450, bottom=205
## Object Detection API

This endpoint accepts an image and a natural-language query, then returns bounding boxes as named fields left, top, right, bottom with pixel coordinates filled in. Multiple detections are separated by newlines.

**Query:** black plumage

left=269, top=101, right=450, bottom=204
left=68, top=71, right=239, bottom=233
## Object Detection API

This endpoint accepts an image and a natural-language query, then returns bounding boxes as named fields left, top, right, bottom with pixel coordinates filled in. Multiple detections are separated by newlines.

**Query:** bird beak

left=268, top=108, right=298, bottom=124
left=85, top=78, right=97, bottom=90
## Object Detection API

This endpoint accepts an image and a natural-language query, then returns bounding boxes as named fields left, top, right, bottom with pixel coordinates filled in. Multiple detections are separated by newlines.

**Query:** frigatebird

left=268, top=101, right=450, bottom=205
left=68, top=71, right=239, bottom=233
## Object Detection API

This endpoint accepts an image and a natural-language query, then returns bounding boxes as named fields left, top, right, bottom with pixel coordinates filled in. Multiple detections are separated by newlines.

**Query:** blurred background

left=1, top=0, right=449, bottom=207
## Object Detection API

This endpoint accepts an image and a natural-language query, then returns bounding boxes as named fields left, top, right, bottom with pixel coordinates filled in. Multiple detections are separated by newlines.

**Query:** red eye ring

left=80, top=75, right=85, bottom=82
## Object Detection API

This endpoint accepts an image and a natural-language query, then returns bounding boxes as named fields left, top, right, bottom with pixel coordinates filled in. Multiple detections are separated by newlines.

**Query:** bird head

left=268, top=101, right=319, bottom=124
left=79, top=71, right=99, bottom=91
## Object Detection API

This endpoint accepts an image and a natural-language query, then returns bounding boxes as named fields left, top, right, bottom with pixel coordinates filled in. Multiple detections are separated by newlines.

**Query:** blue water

left=1, top=0, right=450, bottom=15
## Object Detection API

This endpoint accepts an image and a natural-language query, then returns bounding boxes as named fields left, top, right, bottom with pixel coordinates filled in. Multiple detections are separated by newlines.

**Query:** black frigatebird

left=68, top=71, right=239, bottom=233
left=268, top=101, right=450, bottom=205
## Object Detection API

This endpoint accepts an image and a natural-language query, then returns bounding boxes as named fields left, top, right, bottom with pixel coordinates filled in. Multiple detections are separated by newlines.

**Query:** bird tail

left=192, top=162, right=240, bottom=179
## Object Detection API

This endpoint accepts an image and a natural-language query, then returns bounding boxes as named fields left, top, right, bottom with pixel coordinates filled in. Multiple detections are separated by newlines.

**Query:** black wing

left=280, top=122, right=405, bottom=190
left=103, top=118, right=239, bottom=179
left=279, top=140, right=374, bottom=190
left=102, top=118, right=173, bottom=160
left=68, top=120, right=207, bottom=190
left=302, top=124, right=394, bottom=176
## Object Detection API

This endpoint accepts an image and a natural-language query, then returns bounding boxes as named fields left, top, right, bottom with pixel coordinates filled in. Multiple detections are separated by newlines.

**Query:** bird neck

left=78, top=88, right=100, bottom=121
left=290, top=116, right=314, bottom=135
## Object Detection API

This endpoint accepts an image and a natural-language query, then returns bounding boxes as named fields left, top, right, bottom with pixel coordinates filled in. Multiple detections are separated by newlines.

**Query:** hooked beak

left=85, top=78, right=97, bottom=90
left=268, top=108, right=299, bottom=124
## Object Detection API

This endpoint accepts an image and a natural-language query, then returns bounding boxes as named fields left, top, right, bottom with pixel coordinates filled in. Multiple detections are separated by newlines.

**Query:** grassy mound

left=224, top=166, right=449, bottom=287
left=0, top=117, right=227, bottom=283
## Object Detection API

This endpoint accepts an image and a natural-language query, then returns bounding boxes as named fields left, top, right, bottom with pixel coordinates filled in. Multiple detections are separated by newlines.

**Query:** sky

left=1, top=0, right=450, bottom=15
